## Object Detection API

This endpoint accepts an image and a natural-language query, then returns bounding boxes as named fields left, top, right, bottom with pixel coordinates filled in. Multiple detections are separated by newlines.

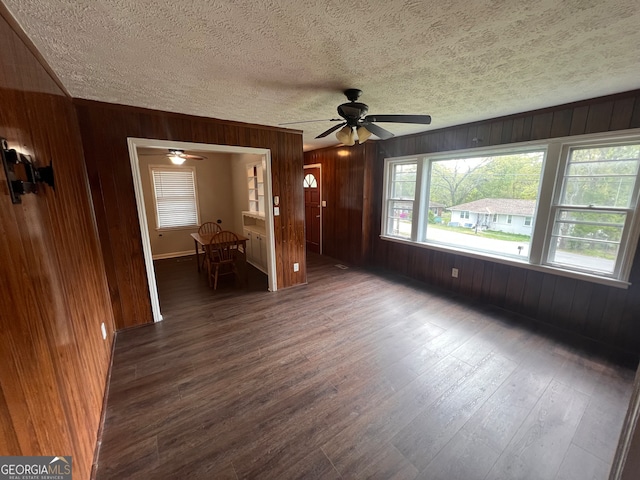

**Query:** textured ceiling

left=5, top=0, right=640, bottom=150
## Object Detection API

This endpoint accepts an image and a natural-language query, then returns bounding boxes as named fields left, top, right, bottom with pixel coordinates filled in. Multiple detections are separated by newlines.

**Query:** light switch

left=321, top=200, right=327, bottom=207
left=274, top=195, right=280, bottom=205
left=274, top=206, right=280, bottom=216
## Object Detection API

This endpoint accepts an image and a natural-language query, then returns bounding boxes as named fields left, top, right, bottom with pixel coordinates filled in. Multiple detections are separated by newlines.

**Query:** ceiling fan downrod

left=343, top=89, right=362, bottom=102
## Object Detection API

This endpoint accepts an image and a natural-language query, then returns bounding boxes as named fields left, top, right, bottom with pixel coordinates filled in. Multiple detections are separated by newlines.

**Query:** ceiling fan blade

left=138, top=149, right=205, bottom=160
left=361, top=122, right=394, bottom=140
left=315, top=122, right=346, bottom=139
left=364, top=114, right=432, bottom=125
left=279, top=118, right=342, bottom=125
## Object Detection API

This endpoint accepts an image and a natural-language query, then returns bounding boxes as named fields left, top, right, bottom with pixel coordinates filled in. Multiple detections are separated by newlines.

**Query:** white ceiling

left=5, top=0, right=640, bottom=151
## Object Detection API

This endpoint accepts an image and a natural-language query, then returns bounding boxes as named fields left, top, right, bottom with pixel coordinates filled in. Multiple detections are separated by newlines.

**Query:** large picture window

left=424, top=150, right=544, bottom=259
left=381, top=132, right=640, bottom=286
left=151, top=166, right=199, bottom=229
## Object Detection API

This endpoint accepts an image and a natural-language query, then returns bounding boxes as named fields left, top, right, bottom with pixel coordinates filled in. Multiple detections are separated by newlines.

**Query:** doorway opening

left=128, top=138, right=277, bottom=322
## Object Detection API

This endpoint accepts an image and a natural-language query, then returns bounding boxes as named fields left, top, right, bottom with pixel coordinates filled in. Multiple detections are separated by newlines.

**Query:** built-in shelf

left=247, top=162, right=264, bottom=215
left=244, top=160, right=268, bottom=273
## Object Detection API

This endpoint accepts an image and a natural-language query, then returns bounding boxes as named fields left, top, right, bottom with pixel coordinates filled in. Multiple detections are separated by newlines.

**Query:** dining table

left=190, top=232, right=248, bottom=273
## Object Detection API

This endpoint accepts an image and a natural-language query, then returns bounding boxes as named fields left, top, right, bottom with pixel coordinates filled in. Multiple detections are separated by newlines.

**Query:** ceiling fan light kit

left=313, top=89, right=432, bottom=146
left=336, top=125, right=355, bottom=146
left=335, top=125, right=372, bottom=145
left=356, top=126, right=371, bottom=143
left=169, top=155, right=186, bottom=165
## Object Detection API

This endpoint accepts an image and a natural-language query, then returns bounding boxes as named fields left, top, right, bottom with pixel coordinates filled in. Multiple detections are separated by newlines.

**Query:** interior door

left=304, top=166, right=321, bottom=254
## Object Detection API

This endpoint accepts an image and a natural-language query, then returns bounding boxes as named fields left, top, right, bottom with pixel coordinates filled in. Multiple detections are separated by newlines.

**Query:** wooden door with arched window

left=304, top=165, right=321, bottom=254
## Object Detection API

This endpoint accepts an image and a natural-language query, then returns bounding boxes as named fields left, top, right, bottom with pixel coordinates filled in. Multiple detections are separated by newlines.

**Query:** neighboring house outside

left=429, top=201, right=446, bottom=217
left=447, top=198, right=536, bottom=236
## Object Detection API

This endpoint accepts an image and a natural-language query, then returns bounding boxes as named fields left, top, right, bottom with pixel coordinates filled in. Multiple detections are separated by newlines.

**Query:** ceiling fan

left=285, top=89, right=432, bottom=145
left=139, top=149, right=207, bottom=165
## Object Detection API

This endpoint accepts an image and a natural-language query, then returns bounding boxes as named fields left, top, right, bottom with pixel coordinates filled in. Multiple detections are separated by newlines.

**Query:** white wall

left=139, top=152, right=234, bottom=257
left=450, top=210, right=475, bottom=227
left=489, top=214, right=532, bottom=235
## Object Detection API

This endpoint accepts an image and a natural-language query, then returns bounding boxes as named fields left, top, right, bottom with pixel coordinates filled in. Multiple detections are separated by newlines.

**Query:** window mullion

left=381, top=161, right=391, bottom=236
left=531, top=143, right=560, bottom=265
left=555, top=205, right=631, bottom=212
left=412, top=158, right=426, bottom=242
left=618, top=190, right=640, bottom=279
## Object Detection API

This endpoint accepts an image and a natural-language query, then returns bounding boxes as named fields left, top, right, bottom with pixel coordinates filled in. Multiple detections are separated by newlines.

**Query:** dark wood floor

left=95, top=253, right=637, bottom=479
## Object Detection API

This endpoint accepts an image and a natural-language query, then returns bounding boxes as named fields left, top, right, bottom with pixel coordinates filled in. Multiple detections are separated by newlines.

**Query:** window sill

left=379, top=234, right=631, bottom=289
left=156, top=225, right=199, bottom=232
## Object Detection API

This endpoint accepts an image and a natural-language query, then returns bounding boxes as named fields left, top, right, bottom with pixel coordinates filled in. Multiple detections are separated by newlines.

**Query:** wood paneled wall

left=306, top=90, right=640, bottom=353
left=304, top=142, right=378, bottom=265
left=0, top=8, right=115, bottom=480
left=74, top=101, right=306, bottom=330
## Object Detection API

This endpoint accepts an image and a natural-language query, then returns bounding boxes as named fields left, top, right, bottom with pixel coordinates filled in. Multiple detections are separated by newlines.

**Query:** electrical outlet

left=293, top=262, right=299, bottom=272
left=101, top=322, right=107, bottom=340
left=451, top=268, right=459, bottom=278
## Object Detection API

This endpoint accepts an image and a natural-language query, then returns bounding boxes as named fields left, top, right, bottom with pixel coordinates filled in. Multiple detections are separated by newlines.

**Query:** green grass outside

left=429, top=223, right=531, bottom=242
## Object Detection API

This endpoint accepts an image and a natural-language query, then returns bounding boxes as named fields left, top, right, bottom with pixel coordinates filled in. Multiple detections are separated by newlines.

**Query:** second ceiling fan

left=138, top=149, right=208, bottom=165
left=315, top=89, right=432, bottom=145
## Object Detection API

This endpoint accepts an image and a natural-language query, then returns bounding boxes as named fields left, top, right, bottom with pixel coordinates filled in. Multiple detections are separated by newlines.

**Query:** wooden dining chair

left=198, top=222, right=222, bottom=269
left=198, top=222, right=222, bottom=236
left=206, top=231, right=240, bottom=290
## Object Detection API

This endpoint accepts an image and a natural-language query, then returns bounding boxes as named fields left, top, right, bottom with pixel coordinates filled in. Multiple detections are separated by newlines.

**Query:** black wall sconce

left=1, top=138, right=54, bottom=204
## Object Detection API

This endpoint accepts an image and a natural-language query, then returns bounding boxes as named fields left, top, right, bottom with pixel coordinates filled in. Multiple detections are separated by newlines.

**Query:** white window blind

left=151, top=167, right=199, bottom=229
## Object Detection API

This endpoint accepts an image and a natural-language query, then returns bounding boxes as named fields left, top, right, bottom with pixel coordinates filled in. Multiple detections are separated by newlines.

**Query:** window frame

left=382, top=159, right=422, bottom=239
left=149, top=165, right=200, bottom=231
left=541, top=138, right=640, bottom=281
left=380, top=129, right=640, bottom=288
left=303, top=173, right=318, bottom=188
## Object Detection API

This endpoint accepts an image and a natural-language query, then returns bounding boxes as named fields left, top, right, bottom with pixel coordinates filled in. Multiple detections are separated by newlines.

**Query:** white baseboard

left=247, top=259, right=268, bottom=274
left=152, top=250, right=195, bottom=260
